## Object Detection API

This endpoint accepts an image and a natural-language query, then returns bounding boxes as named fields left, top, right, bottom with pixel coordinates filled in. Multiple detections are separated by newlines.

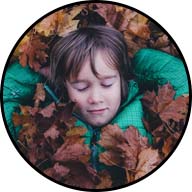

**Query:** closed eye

left=77, top=87, right=88, bottom=92
left=101, top=84, right=113, bottom=88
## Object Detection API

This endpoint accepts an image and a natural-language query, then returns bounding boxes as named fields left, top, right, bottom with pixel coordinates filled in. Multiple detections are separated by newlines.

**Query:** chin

left=89, top=121, right=108, bottom=128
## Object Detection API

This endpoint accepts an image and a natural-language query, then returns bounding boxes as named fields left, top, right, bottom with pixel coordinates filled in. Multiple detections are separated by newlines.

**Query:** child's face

left=66, top=50, right=121, bottom=127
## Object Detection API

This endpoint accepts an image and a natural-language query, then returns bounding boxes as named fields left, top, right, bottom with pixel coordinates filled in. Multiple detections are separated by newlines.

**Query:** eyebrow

left=70, top=75, right=117, bottom=84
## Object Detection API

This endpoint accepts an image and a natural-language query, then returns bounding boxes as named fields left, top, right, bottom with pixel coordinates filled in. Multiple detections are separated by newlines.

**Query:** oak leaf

left=99, top=125, right=149, bottom=170
left=134, top=147, right=161, bottom=180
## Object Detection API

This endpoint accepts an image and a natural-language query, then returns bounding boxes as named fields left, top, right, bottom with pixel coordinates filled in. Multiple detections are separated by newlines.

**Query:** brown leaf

left=61, top=161, right=100, bottom=189
left=127, top=22, right=150, bottom=40
left=96, top=170, right=112, bottom=189
left=44, top=124, right=59, bottom=140
left=142, top=83, right=189, bottom=127
left=93, top=3, right=117, bottom=26
left=66, top=127, right=87, bottom=137
left=98, top=124, right=125, bottom=149
left=39, top=102, right=56, bottom=118
left=12, top=112, right=31, bottom=127
left=56, top=102, right=75, bottom=122
left=18, top=34, right=48, bottom=71
left=53, top=136, right=91, bottom=163
left=159, top=96, right=189, bottom=123
left=33, top=83, right=46, bottom=107
left=20, top=105, right=39, bottom=116
left=17, top=119, right=37, bottom=145
left=162, top=135, right=177, bottom=156
left=99, top=125, right=149, bottom=170
left=99, top=150, right=123, bottom=167
left=134, top=148, right=162, bottom=180
left=44, top=162, right=70, bottom=180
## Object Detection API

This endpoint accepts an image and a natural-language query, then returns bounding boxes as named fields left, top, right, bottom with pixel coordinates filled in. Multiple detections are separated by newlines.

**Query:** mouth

left=87, top=108, right=107, bottom=115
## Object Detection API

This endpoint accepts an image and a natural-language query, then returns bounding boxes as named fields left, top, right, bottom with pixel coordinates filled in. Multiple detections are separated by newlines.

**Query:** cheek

left=67, top=90, right=86, bottom=108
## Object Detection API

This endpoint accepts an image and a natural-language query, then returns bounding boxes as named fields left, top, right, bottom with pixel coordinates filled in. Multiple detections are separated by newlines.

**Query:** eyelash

left=77, top=84, right=112, bottom=92
left=102, top=84, right=113, bottom=87
left=77, top=87, right=88, bottom=92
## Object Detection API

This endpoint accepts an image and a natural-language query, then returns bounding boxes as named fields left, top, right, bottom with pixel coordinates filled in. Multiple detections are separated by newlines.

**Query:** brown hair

left=50, top=25, right=132, bottom=102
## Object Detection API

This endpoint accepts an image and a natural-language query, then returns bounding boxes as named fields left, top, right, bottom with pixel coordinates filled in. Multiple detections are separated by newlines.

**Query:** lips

left=87, top=108, right=107, bottom=115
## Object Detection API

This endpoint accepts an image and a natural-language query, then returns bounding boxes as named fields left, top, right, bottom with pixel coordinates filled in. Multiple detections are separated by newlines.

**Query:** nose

left=87, top=88, right=103, bottom=104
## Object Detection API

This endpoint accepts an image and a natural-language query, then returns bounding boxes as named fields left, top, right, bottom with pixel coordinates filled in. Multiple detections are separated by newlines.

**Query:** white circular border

left=0, top=1, right=191, bottom=191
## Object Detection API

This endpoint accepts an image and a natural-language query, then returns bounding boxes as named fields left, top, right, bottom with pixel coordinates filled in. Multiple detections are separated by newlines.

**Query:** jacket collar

left=119, top=80, right=140, bottom=110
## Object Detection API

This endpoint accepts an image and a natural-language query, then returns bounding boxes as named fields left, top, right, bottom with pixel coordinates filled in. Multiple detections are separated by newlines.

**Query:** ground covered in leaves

left=12, top=83, right=189, bottom=189
left=10, top=2, right=189, bottom=190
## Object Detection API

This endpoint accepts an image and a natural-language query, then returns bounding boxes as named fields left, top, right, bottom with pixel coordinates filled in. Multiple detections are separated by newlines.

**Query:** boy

left=3, top=25, right=189, bottom=177
left=49, top=25, right=189, bottom=171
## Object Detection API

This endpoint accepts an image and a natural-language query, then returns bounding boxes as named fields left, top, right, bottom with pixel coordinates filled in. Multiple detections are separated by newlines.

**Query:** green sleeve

left=133, top=48, right=189, bottom=98
left=2, top=62, right=43, bottom=139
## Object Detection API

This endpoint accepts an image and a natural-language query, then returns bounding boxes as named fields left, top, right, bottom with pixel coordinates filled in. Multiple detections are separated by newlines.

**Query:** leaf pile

left=97, top=83, right=189, bottom=183
left=142, top=83, right=189, bottom=156
left=98, top=124, right=161, bottom=182
left=11, top=2, right=179, bottom=71
left=12, top=81, right=189, bottom=189
left=9, top=2, right=189, bottom=188
left=12, top=83, right=112, bottom=189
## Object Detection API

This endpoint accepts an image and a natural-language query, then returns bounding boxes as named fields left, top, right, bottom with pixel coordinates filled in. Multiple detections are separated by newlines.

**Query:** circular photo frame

left=1, top=0, right=191, bottom=191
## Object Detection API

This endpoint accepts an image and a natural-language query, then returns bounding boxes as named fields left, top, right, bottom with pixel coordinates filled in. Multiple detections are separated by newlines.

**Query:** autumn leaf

left=127, top=22, right=150, bottom=40
left=142, top=83, right=188, bottom=125
left=57, top=161, right=100, bottom=189
left=19, top=105, right=39, bottom=116
left=96, top=170, right=112, bottom=189
left=99, top=125, right=149, bottom=170
left=44, top=162, right=70, bottom=180
left=10, top=4, right=187, bottom=188
left=134, top=147, right=161, bottom=180
left=98, top=124, right=125, bottom=149
left=53, top=136, right=91, bottom=164
left=142, top=83, right=189, bottom=156
left=44, top=124, right=59, bottom=140
left=18, top=34, right=48, bottom=71
left=33, top=83, right=46, bottom=107
left=39, top=102, right=56, bottom=118
left=65, top=127, right=87, bottom=137
left=56, top=102, right=76, bottom=122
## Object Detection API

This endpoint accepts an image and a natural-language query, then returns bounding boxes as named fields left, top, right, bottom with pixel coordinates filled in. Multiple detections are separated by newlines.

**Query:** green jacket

left=2, top=48, right=189, bottom=170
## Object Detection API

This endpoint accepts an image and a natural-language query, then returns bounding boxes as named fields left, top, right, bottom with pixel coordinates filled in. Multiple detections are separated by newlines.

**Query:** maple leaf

left=13, top=112, right=37, bottom=146
left=44, top=124, right=59, bottom=140
left=142, top=83, right=188, bottom=125
left=142, top=83, right=189, bottom=156
left=38, top=102, right=56, bottom=118
left=34, top=13, right=58, bottom=37
left=19, top=105, right=39, bottom=116
left=18, top=34, right=48, bottom=71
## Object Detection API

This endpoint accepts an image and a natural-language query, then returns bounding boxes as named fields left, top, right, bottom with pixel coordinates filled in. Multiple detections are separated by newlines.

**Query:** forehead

left=76, top=50, right=118, bottom=79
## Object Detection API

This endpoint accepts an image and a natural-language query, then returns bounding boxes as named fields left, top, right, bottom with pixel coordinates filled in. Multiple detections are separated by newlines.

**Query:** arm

left=2, top=62, right=43, bottom=139
left=133, top=48, right=189, bottom=98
